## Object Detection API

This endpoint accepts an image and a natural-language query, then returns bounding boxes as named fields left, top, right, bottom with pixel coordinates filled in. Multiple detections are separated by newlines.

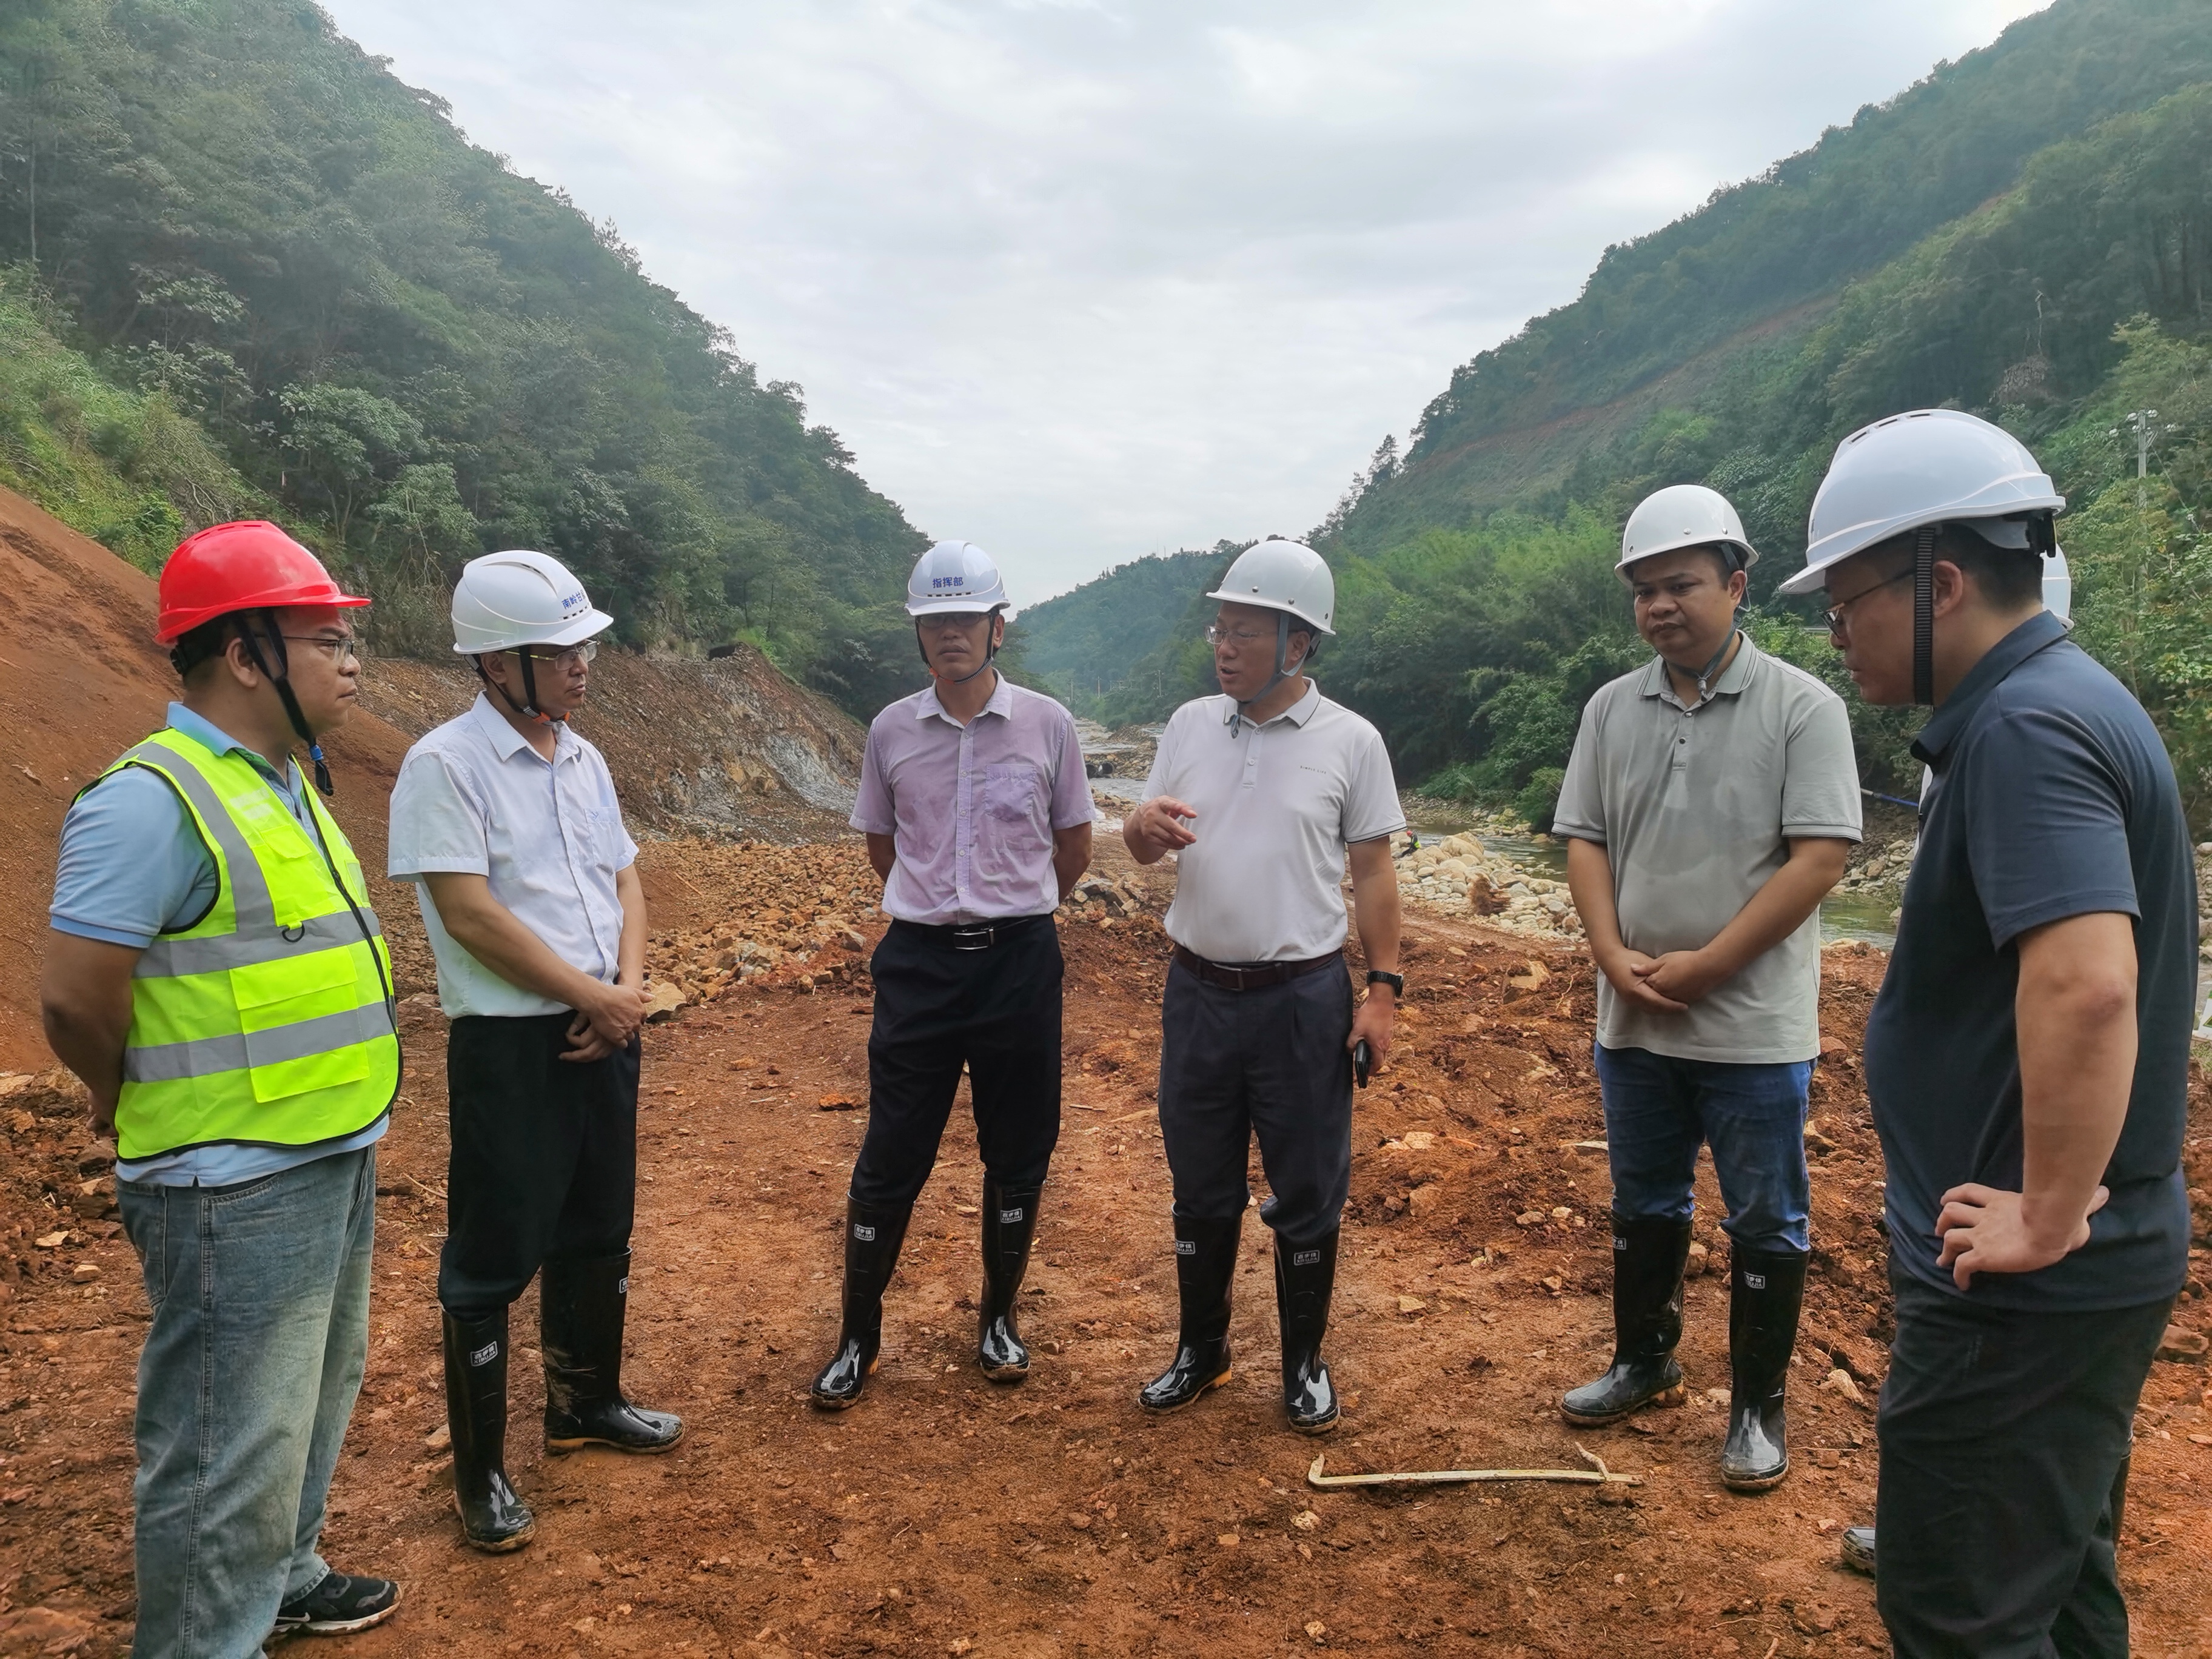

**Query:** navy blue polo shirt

left=1865, top=611, right=2196, bottom=1312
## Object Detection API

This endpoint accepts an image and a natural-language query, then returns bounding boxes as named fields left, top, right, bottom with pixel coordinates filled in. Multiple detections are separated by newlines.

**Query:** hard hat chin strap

left=1229, top=612, right=1301, bottom=738
left=476, top=652, right=560, bottom=725
left=236, top=611, right=335, bottom=798
left=916, top=610, right=1004, bottom=686
left=1913, top=526, right=1937, bottom=708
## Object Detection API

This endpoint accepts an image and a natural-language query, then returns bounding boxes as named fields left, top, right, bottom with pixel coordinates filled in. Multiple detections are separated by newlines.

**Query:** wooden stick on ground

left=1307, top=1446, right=1642, bottom=1489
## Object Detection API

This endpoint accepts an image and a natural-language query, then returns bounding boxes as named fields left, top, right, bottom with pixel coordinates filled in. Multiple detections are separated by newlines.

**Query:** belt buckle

left=951, top=924, right=994, bottom=952
left=1218, top=962, right=1247, bottom=990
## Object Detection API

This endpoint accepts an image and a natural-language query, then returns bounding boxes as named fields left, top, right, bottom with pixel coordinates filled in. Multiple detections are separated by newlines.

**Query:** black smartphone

left=1352, top=1039, right=1372, bottom=1089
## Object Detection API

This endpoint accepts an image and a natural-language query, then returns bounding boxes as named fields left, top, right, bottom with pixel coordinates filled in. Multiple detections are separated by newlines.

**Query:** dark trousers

left=440, top=1012, right=640, bottom=1315
left=848, top=917, right=1064, bottom=1210
left=1157, top=958, right=1353, bottom=1245
left=1875, top=1271, right=2170, bottom=1658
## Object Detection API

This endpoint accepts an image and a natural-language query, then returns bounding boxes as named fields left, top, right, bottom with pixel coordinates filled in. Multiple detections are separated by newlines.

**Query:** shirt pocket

left=983, top=762, right=1050, bottom=860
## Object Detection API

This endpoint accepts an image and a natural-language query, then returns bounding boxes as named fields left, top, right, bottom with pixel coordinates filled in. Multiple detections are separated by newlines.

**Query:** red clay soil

left=1, top=487, right=2211, bottom=1657
left=0, top=490, right=421, bottom=1074
left=5, top=837, right=2212, bottom=1658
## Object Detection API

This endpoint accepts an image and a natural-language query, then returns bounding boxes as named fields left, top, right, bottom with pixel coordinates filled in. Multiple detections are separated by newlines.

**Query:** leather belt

left=1171, top=945, right=1342, bottom=991
left=893, top=915, right=1051, bottom=952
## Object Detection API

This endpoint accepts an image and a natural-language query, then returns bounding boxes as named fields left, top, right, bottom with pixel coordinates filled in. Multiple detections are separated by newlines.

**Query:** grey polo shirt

left=1552, top=635, right=1862, bottom=1064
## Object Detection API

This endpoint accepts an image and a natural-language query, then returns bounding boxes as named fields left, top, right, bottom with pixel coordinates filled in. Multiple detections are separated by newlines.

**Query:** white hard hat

left=1778, top=409, right=2065, bottom=596
left=906, top=541, right=1008, bottom=617
left=451, top=551, right=614, bottom=655
left=1618, top=484, right=1757, bottom=575
left=1205, top=538, right=1336, bottom=635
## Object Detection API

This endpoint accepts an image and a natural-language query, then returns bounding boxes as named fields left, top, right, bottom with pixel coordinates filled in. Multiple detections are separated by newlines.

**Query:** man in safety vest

left=387, top=552, right=678, bottom=1555
left=42, top=521, right=403, bottom=1652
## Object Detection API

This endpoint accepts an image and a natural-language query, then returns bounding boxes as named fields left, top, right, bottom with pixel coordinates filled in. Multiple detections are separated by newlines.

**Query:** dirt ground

left=6, top=834, right=2212, bottom=1659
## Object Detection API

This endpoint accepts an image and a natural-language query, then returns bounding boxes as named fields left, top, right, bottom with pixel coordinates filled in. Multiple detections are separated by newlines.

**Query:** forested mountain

left=0, top=0, right=929, bottom=717
left=1023, top=0, right=2212, bottom=830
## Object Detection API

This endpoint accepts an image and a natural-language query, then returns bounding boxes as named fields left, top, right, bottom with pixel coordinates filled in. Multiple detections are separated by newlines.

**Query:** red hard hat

left=155, top=521, right=370, bottom=644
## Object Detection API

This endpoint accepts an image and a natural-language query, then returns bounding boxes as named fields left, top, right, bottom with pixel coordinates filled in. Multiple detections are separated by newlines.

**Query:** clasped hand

left=565, top=978, right=649, bottom=1063
left=1600, top=946, right=1727, bottom=1014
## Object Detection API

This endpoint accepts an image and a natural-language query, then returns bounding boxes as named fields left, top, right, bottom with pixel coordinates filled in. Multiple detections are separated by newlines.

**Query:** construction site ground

left=5, top=833, right=2212, bottom=1659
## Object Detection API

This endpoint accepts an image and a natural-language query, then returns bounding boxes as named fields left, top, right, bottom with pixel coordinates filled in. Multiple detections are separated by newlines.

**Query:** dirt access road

left=5, top=837, right=2212, bottom=1658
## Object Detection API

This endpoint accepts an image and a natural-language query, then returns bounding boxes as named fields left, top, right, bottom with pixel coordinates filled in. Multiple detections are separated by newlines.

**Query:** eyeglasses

left=281, top=634, right=366, bottom=663
left=916, top=612, right=990, bottom=634
left=513, top=640, right=597, bottom=669
left=1823, top=570, right=1913, bottom=633
left=1205, top=624, right=1275, bottom=649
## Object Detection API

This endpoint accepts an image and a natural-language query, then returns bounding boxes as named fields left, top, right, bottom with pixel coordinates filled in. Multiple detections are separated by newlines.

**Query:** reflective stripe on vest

left=100, top=729, right=400, bottom=1162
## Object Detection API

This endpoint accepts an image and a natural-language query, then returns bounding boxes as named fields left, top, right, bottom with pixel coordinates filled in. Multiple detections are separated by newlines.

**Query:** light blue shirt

left=50, top=704, right=389, bottom=1187
left=387, top=693, right=638, bottom=1017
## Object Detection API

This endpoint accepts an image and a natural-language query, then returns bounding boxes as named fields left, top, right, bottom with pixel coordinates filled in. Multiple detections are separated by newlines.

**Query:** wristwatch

left=1365, top=970, right=1405, bottom=997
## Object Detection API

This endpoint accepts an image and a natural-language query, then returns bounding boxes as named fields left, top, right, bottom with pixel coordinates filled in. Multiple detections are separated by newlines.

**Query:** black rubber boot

left=1138, top=1215, right=1241, bottom=1413
left=441, top=1307, right=535, bottom=1553
left=1720, top=1245, right=1808, bottom=1492
left=978, top=1179, right=1043, bottom=1382
left=1275, top=1228, right=1340, bottom=1435
left=1561, top=1215, right=1692, bottom=1426
left=811, top=1199, right=913, bottom=1410
left=1840, top=1526, right=1875, bottom=1576
left=540, top=1252, right=684, bottom=1454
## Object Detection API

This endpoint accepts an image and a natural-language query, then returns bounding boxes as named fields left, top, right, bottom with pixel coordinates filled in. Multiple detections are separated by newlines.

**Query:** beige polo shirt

left=1551, top=635, right=1862, bottom=1064
left=1145, top=683, right=1404, bottom=964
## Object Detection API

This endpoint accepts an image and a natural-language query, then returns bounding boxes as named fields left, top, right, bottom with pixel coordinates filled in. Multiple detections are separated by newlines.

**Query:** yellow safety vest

left=93, top=728, right=400, bottom=1162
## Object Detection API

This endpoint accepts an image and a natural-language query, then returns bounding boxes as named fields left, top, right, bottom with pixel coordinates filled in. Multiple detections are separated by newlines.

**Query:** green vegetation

left=0, top=0, right=927, bottom=716
left=1022, top=0, right=2212, bottom=831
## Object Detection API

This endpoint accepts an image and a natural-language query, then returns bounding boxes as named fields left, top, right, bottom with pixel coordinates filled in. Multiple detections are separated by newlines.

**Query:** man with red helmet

left=42, top=521, right=403, bottom=1651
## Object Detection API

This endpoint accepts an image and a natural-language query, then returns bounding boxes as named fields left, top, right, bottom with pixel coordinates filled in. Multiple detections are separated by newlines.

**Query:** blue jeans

left=118, top=1147, right=377, bottom=1658
left=1593, top=1043, right=1812, bottom=1253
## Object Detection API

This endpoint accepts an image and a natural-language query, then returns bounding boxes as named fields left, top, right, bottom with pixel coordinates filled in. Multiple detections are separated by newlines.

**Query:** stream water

left=1403, top=805, right=1899, bottom=950
left=1078, top=733, right=1902, bottom=950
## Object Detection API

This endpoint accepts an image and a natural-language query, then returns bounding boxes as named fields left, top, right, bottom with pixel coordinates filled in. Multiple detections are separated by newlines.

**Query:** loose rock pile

left=1394, top=831, right=1583, bottom=940
left=637, top=839, right=1169, bottom=1010
left=1831, top=830, right=1919, bottom=900
left=642, top=839, right=884, bottom=1002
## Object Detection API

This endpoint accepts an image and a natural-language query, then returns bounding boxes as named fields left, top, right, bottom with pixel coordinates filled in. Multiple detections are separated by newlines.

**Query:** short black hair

left=1936, top=524, right=2044, bottom=609
left=1865, top=525, right=2043, bottom=611
left=170, top=617, right=238, bottom=682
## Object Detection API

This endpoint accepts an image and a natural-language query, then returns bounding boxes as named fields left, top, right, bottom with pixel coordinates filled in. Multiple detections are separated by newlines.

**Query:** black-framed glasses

left=916, top=612, right=990, bottom=634
left=1824, top=569, right=1913, bottom=632
left=281, top=634, right=366, bottom=663
left=513, top=640, right=597, bottom=669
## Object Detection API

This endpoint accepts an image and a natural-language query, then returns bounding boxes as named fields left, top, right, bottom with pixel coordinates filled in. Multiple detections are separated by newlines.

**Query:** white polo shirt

left=387, top=692, right=638, bottom=1019
left=1145, top=683, right=1404, bottom=964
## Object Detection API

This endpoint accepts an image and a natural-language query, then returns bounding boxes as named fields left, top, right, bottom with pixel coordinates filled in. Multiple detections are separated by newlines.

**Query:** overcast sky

left=324, top=0, right=2049, bottom=608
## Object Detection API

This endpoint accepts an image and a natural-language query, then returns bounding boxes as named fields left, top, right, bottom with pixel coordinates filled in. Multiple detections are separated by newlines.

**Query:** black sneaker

left=273, top=1570, right=401, bottom=1637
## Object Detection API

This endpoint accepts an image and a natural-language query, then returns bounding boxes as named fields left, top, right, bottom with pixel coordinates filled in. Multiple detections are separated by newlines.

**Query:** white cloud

left=324, top=0, right=2052, bottom=605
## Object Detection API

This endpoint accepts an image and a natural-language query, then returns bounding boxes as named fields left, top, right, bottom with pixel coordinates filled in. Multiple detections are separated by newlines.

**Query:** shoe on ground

left=272, top=1570, right=401, bottom=1637
left=1841, top=1525, right=1875, bottom=1576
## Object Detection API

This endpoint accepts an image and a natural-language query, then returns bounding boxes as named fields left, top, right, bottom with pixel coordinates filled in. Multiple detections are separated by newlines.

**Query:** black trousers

left=1875, top=1271, right=2171, bottom=1658
left=1156, top=958, right=1353, bottom=1245
left=848, top=917, right=1064, bottom=1211
left=439, top=1012, right=640, bottom=1316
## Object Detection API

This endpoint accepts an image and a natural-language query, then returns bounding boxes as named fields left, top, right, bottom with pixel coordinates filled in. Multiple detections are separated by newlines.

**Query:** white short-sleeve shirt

left=387, top=693, right=638, bottom=1019
left=1144, top=683, right=1405, bottom=964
